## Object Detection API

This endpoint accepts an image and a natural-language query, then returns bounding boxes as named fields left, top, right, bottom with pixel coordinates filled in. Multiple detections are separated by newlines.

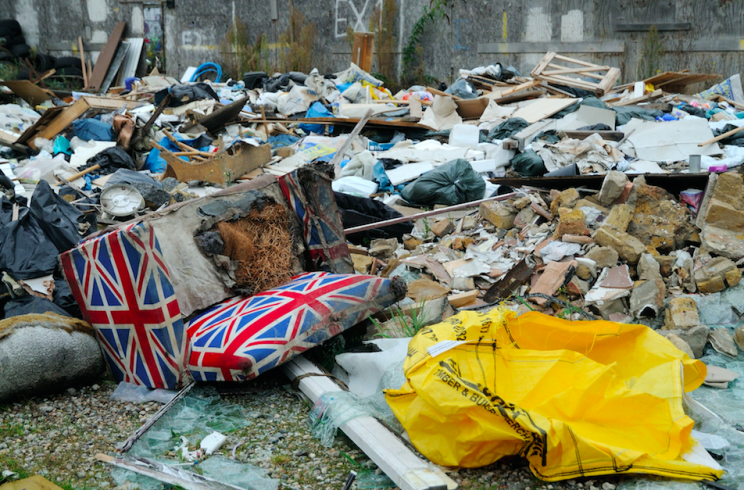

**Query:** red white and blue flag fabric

left=60, top=222, right=186, bottom=389
left=278, top=169, right=354, bottom=274
left=186, top=272, right=401, bottom=382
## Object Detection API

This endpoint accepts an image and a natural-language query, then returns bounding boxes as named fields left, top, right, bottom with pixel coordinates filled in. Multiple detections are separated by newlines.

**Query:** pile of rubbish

left=0, top=17, right=744, bottom=490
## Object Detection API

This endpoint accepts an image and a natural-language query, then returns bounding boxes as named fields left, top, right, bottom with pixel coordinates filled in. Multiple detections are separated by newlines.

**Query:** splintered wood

left=531, top=52, right=621, bottom=96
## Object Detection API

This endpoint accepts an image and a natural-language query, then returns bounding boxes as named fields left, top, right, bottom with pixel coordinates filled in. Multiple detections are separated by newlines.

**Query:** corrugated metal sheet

left=115, top=38, right=144, bottom=88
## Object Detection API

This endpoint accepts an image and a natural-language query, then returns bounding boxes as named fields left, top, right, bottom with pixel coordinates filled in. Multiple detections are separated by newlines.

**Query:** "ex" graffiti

left=335, top=0, right=383, bottom=38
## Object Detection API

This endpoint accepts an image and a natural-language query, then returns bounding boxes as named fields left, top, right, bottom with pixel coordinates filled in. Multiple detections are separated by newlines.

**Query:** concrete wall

left=1, top=0, right=742, bottom=87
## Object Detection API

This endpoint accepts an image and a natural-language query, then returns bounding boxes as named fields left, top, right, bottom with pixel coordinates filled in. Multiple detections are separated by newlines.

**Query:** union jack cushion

left=186, top=272, right=402, bottom=382
left=60, top=222, right=187, bottom=389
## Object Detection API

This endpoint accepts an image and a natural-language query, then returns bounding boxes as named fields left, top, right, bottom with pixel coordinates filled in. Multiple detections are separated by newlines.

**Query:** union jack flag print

left=60, top=222, right=186, bottom=389
left=186, top=272, right=401, bottom=382
left=278, top=168, right=354, bottom=274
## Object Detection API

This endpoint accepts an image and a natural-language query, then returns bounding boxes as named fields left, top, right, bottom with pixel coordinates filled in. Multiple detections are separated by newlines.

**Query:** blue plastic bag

left=373, top=160, right=392, bottom=192
left=145, top=135, right=212, bottom=173
left=53, top=136, right=71, bottom=155
left=299, top=102, right=334, bottom=134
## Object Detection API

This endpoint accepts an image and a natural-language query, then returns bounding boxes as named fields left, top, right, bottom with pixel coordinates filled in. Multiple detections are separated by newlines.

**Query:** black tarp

left=334, top=192, right=413, bottom=245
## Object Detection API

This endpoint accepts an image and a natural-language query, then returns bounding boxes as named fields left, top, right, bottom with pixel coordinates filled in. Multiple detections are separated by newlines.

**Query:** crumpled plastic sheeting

left=385, top=307, right=722, bottom=481
left=113, top=386, right=277, bottom=490
left=308, top=360, right=406, bottom=447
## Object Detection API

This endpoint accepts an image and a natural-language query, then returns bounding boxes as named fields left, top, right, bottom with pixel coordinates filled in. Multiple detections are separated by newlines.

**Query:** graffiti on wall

left=334, top=0, right=385, bottom=38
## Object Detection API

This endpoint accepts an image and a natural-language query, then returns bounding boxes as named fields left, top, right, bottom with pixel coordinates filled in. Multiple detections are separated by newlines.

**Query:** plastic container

left=200, top=431, right=227, bottom=455
left=331, top=176, right=379, bottom=197
left=449, top=124, right=480, bottom=149
left=709, top=164, right=727, bottom=173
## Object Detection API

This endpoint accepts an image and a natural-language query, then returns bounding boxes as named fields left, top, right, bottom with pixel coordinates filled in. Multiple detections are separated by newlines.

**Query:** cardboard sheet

left=512, top=98, right=577, bottom=124
left=625, top=118, right=723, bottom=162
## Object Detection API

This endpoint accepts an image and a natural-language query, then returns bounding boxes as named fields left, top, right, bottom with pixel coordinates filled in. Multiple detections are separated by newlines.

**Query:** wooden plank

left=512, top=98, right=577, bottom=124
left=597, top=67, right=621, bottom=94
left=611, top=88, right=663, bottom=107
left=537, top=74, right=600, bottom=90
left=553, top=53, right=600, bottom=68
left=698, top=124, right=744, bottom=146
left=15, top=106, right=64, bottom=146
left=85, top=95, right=146, bottom=109
left=29, top=98, right=91, bottom=149
left=283, top=356, right=456, bottom=490
left=86, top=21, right=127, bottom=92
left=448, top=290, right=478, bottom=308
left=531, top=51, right=555, bottom=75
left=78, top=36, right=88, bottom=88
left=426, top=86, right=461, bottom=100
left=543, top=64, right=607, bottom=80
left=351, top=32, right=374, bottom=72
left=1, top=80, right=53, bottom=106
left=500, top=79, right=541, bottom=96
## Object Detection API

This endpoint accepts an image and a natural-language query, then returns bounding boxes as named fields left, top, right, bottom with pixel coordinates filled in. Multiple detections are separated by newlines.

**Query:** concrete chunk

left=594, top=226, right=645, bottom=264
left=661, top=333, right=695, bottom=358
left=598, top=170, right=629, bottom=206
left=480, top=202, right=516, bottom=230
left=586, top=246, right=618, bottom=269
left=663, top=297, right=700, bottom=330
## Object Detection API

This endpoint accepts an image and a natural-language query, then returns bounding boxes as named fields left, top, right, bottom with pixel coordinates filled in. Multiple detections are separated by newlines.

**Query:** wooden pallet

left=531, top=52, right=621, bottom=96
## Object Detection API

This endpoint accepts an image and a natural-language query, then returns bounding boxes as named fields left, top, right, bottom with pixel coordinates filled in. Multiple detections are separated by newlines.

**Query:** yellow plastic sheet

left=385, top=308, right=723, bottom=482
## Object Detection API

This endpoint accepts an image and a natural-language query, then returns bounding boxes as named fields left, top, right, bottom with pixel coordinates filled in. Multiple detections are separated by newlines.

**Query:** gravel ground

left=0, top=370, right=621, bottom=490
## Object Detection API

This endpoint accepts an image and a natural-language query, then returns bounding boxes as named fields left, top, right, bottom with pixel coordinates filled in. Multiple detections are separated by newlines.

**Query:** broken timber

left=283, top=356, right=456, bottom=490
left=27, top=96, right=146, bottom=150
left=531, top=52, right=620, bottom=96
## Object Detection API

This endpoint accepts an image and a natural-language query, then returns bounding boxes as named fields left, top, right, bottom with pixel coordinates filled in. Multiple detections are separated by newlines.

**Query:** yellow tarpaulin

left=385, top=307, right=723, bottom=482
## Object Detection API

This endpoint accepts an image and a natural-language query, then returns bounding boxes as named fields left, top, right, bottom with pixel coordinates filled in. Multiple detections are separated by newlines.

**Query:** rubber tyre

left=6, top=34, right=24, bottom=47
left=9, top=43, right=29, bottom=58
left=54, top=57, right=82, bottom=70
left=55, top=66, right=83, bottom=77
left=0, top=20, right=22, bottom=38
left=33, top=53, right=54, bottom=72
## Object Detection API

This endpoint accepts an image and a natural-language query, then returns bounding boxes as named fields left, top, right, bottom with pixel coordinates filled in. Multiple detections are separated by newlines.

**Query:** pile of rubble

left=355, top=170, right=744, bottom=362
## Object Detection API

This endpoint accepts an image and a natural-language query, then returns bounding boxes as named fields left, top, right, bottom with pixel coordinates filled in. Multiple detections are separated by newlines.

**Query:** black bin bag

left=334, top=192, right=413, bottom=245
left=400, top=159, right=485, bottom=206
